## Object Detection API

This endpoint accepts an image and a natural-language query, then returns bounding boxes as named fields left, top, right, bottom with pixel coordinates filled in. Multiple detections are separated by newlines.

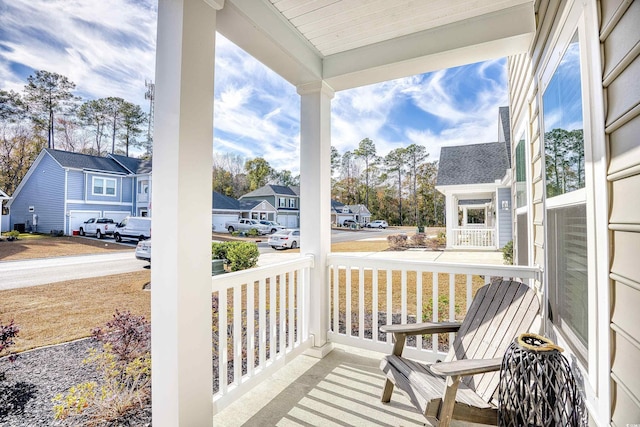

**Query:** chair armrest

left=430, top=357, right=503, bottom=377
left=380, top=321, right=461, bottom=336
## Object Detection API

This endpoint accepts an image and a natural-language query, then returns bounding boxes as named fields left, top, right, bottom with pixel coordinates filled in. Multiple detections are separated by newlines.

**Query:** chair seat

left=381, top=355, right=497, bottom=425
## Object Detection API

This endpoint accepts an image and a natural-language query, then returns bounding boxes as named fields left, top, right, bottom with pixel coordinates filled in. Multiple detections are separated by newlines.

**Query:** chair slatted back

left=444, top=280, right=539, bottom=402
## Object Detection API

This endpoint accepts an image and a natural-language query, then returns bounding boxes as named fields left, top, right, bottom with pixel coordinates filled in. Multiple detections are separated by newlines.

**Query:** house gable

left=436, top=142, right=509, bottom=187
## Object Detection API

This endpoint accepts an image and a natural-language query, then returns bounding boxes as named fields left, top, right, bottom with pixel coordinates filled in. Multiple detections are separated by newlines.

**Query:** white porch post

left=462, top=206, right=468, bottom=226
left=298, top=81, right=334, bottom=355
left=152, top=0, right=221, bottom=425
left=445, top=194, right=457, bottom=248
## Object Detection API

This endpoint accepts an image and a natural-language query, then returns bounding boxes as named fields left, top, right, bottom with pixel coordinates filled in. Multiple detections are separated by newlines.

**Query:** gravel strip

left=0, top=339, right=151, bottom=426
left=1, top=311, right=449, bottom=426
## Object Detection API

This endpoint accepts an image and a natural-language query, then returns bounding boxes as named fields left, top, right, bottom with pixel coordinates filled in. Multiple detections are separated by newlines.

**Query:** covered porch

left=149, top=0, right=623, bottom=425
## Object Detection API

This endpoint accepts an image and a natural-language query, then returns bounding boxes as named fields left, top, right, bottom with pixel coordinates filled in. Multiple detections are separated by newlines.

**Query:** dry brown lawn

left=1, top=228, right=460, bottom=354
left=0, top=234, right=132, bottom=261
left=0, top=271, right=150, bottom=353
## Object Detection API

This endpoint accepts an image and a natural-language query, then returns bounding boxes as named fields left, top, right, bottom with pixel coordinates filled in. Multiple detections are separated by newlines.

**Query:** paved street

left=0, top=251, right=143, bottom=290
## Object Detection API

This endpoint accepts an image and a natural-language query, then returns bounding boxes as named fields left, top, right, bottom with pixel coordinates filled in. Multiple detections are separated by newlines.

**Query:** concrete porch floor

left=212, top=344, right=427, bottom=427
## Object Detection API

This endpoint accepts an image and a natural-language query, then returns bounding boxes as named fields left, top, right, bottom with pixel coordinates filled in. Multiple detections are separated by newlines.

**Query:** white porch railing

left=210, top=253, right=540, bottom=414
left=211, top=255, right=314, bottom=413
left=451, top=227, right=496, bottom=248
left=326, top=254, right=540, bottom=363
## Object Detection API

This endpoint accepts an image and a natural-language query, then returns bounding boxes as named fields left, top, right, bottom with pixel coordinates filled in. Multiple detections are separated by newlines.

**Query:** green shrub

left=2, top=230, right=19, bottom=240
left=502, top=240, right=514, bottom=265
left=246, top=228, right=260, bottom=237
left=226, top=242, right=259, bottom=271
left=212, top=241, right=259, bottom=271
left=212, top=242, right=229, bottom=260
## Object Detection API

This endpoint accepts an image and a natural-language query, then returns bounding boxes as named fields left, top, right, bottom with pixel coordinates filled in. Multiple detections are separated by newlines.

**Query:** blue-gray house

left=7, top=149, right=147, bottom=235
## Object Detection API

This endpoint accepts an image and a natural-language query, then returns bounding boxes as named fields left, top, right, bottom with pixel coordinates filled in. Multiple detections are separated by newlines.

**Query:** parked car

left=113, top=216, right=151, bottom=242
left=224, top=218, right=270, bottom=234
left=79, top=217, right=115, bottom=239
left=343, top=219, right=357, bottom=227
left=366, top=220, right=388, bottom=229
left=259, top=220, right=286, bottom=234
left=135, top=239, right=151, bottom=262
left=268, top=229, right=300, bottom=250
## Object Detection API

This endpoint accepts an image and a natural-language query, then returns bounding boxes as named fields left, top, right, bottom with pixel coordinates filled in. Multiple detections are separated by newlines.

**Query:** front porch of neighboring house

left=151, top=0, right=634, bottom=425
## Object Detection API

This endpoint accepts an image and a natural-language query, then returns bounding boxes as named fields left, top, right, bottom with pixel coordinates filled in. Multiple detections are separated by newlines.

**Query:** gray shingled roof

left=240, top=184, right=297, bottom=198
left=212, top=191, right=240, bottom=210
left=499, top=106, right=512, bottom=167
left=46, top=149, right=129, bottom=174
left=436, top=142, right=509, bottom=186
left=110, top=154, right=152, bottom=174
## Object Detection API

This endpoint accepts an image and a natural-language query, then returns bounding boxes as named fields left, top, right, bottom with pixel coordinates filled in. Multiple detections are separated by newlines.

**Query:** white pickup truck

left=224, top=218, right=270, bottom=234
left=78, top=217, right=115, bottom=239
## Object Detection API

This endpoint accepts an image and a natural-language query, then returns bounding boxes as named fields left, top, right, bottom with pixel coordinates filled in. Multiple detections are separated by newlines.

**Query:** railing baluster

left=259, top=278, right=266, bottom=368
left=386, top=269, right=392, bottom=341
left=401, top=270, right=407, bottom=326
left=466, top=274, right=472, bottom=311
left=432, top=272, right=438, bottom=353
left=247, top=281, right=255, bottom=377
left=416, top=270, right=423, bottom=350
left=279, top=272, right=286, bottom=356
left=359, top=267, right=365, bottom=340
left=234, top=285, right=242, bottom=385
left=449, top=274, right=456, bottom=345
left=269, top=274, right=277, bottom=362
left=346, top=263, right=352, bottom=337
left=332, top=265, right=339, bottom=334
left=373, top=267, right=379, bottom=343
left=289, top=270, right=295, bottom=348
left=219, top=287, right=228, bottom=394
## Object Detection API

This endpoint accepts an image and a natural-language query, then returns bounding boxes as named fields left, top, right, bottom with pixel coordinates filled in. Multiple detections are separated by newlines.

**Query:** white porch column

left=445, top=194, right=457, bottom=248
left=151, top=0, right=221, bottom=425
left=462, top=206, right=468, bottom=226
left=298, top=81, right=334, bottom=355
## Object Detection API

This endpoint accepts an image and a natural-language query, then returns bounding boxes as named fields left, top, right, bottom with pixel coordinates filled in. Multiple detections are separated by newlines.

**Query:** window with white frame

left=542, top=30, right=588, bottom=363
left=288, top=198, right=296, bottom=208
left=515, top=131, right=529, bottom=266
left=278, top=197, right=286, bottom=208
left=93, top=177, right=116, bottom=196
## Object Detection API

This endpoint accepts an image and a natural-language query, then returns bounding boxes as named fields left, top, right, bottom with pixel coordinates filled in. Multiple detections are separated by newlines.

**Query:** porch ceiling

left=217, top=0, right=536, bottom=91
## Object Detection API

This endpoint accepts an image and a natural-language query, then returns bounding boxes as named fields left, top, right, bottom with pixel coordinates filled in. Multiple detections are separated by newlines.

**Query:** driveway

left=0, top=251, right=142, bottom=290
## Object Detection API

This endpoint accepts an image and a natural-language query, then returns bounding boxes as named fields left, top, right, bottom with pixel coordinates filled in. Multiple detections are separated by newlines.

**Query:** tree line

left=1, top=70, right=149, bottom=196
left=2, top=71, right=445, bottom=227
left=214, top=138, right=445, bottom=227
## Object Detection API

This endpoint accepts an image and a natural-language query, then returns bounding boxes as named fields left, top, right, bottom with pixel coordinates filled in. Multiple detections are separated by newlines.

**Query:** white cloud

left=1, top=2, right=508, bottom=174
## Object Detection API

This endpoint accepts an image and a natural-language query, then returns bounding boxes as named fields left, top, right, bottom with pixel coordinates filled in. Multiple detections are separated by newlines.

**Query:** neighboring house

left=239, top=184, right=299, bottom=228
left=331, top=200, right=371, bottom=226
left=435, top=107, right=512, bottom=249
left=0, top=189, right=10, bottom=233
left=7, top=149, right=141, bottom=235
left=110, top=154, right=152, bottom=217
left=212, top=191, right=276, bottom=232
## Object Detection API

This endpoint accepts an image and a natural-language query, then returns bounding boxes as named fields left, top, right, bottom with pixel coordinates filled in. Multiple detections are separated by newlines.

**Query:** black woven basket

left=498, top=333, right=587, bottom=426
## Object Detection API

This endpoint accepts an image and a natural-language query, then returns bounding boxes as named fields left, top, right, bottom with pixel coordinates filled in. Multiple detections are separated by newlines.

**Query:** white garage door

left=68, top=210, right=101, bottom=234
left=104, top=211, right=130, bottom=224
left=213, top=214, right=238, bottom=233
left=278, top=214, right=298, bottom=228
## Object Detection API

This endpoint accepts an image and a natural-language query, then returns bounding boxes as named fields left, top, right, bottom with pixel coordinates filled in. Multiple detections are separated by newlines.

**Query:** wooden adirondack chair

left=380, top=279, right=540, bottom=427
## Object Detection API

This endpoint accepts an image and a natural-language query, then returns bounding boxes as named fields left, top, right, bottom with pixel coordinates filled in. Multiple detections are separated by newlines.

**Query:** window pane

left=106, top=180, right=116, bottom=195
left=547, top=203, right=588, bottom=349
left=515, top=137, right=527, bottom=208
left=94, top=178, right=104, bottom=194
left=543, top=32, right=585, bottom=198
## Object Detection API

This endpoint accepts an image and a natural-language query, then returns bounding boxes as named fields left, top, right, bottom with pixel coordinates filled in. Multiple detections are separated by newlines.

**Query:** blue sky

left=0, top=0, right=508, bottom=174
